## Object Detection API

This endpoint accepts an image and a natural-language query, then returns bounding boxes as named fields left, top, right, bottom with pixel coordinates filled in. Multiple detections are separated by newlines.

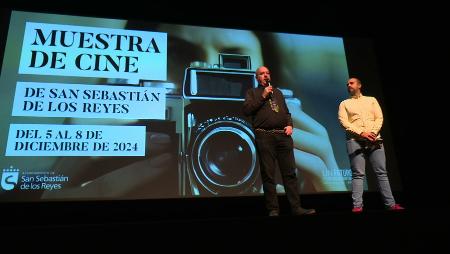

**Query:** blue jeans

left=346, top=139, right=396, bottom=208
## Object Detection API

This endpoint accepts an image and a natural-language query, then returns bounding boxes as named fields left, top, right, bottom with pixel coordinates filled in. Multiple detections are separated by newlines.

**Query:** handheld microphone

left=267, top=80, right=273, bottom=96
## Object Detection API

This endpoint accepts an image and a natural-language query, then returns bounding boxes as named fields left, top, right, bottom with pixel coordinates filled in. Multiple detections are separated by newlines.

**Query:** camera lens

left=202, top=130, right=253, bottom=185
left=189, top=117, right=258, bottom=195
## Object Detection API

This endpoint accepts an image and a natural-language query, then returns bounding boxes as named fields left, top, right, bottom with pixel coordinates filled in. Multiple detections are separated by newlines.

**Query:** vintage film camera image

left=143, top=54, right=261, bottom=196
left=179, top=54, right=261, bottom=196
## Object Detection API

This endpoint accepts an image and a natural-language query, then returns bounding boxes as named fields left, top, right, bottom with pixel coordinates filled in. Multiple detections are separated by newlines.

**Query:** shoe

left=387, top=204, right=405, bottom=211
left=292, top=207, right=316, bottom=216
left=352, top=207, right=363, bottom=213
left=268, top=210, right=279, bottom=216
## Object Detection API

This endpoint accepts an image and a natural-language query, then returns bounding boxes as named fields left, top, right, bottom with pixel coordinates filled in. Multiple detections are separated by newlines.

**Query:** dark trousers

left=255, top=131, right=301, bottom=211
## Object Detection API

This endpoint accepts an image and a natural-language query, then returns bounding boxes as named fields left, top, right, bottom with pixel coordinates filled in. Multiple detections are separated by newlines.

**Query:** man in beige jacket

left=338, top=77, right=404, bottom=213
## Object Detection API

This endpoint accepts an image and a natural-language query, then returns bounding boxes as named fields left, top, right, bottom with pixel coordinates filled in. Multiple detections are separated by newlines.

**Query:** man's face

left=347, top=78, right=361, bottom=95
left=256, top=67, right=271, bottom=86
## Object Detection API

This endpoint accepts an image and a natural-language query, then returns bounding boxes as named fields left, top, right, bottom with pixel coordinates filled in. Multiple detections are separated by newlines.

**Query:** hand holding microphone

left=262, top=79, right=273, bottom=99
left=267, top=80, right=273, bottom=92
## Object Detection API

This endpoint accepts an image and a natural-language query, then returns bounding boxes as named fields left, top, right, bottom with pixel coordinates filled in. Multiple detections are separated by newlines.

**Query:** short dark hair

left=349, top=77, right=362, bottom=84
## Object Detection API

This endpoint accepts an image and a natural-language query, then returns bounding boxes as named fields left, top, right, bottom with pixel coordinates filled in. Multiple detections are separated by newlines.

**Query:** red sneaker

left=388, top=204, right=405, bottom=211
left=352, top=207, right=363, bottom=213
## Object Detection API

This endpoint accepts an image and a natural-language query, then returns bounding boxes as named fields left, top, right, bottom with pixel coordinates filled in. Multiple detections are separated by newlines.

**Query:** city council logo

left=1, top=166, right=20, bottom=191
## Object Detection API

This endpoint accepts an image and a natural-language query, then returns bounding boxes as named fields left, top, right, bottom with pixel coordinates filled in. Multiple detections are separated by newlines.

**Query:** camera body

left=178, top=65, right=262, bottom=196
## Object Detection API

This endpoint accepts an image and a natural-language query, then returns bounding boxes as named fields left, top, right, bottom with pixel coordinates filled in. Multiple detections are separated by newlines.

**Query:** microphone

left=267, top=80, right=273, bottom=97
